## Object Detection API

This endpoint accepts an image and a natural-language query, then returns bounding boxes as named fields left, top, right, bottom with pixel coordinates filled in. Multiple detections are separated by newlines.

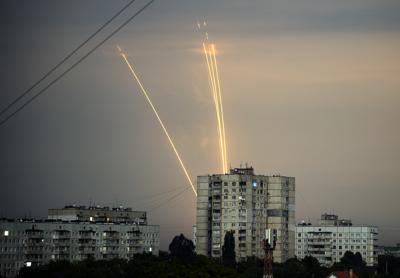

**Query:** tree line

left=11, top=233, right=400, bottom=278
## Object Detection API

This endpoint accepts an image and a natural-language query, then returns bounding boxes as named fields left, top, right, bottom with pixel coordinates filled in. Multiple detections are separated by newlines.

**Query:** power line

left=148, top=187, right=191, bottom=213
left=132, top=185, right=187, bottom=205
left=0, top=0, right=137, bottom=118
left=94, top=185, right=188, bottom=209
left=131, top=186, right=189, bottom=209
left=0, top=0, right=155, bottom=128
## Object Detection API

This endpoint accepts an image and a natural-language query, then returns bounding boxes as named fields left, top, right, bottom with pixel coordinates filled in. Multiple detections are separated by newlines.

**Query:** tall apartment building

left=196, top=166, right=295, bottom=262
left=296, top=214, right=378, bottom=266
left=0, top=205, right=159, bottom=278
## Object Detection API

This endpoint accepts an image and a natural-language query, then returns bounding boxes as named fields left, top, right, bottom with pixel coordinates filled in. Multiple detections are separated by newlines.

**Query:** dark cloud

left=0, top=0, right=399, bottom=249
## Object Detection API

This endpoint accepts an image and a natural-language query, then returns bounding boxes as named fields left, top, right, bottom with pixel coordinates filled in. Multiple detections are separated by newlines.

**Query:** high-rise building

left=196, top=166, right=295, bottom=262
left=0, top=205, right=159, bottom=278
left=296, top=214, right=378, bottom=266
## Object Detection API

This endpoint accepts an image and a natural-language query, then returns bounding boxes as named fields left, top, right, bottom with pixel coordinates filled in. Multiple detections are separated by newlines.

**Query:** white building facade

left=296, top=214, right=378, bottom=266
left=196, top=166, right=295, bottom=263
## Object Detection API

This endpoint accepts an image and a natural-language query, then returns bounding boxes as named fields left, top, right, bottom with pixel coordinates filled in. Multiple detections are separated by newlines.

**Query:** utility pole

left=263, top=229, right=276, bottom=278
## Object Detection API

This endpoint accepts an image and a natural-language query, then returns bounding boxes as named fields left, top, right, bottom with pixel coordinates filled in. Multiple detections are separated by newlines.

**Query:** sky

left=0, top=0, right=399, bottom=249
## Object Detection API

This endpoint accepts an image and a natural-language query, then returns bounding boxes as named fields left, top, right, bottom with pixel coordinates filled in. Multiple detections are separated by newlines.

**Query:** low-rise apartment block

left=0, top=205, right=159, bottom=277
left=296, top=214, right=378, bottom=266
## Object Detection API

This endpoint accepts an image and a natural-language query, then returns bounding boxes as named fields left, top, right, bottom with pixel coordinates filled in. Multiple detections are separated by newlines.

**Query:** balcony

left=78, top=238, right=96, bottom=246
left=103, top=239, right=120, bottom=247
left=308, top=247, right=330, bottom=252
left=78, top=246, right=96, bottom=254
left=79, top=230, right=96, bottom=239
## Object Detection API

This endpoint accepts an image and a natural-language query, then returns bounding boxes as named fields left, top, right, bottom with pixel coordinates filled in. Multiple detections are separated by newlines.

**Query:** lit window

left=4, top=230, right=9, bottom=237
left=26, top=262, right=32, bottom=267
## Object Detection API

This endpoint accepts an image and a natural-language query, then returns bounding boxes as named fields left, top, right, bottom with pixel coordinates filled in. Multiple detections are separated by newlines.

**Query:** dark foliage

left=17, top=254, right=237, bottom=278
left=222, top=230, right=236, bottom=267
left=377, top=255, right=400, bottom=278
left=16, top=235, right=399, bottom=278
left=340, top=251, right=365, bottom=268
left=168, top=233, right=195, bottom=262
left=236, top=256, right=263, bottom=278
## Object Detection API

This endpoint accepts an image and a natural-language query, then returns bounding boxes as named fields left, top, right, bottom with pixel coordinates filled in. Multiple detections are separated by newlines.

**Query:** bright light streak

left=203, top=43, right=226, bottom=173
left=209, top=46, right=227, bottom=173
left=211, top=44, right=228, bottom=173
left=118, top=48, right=197, bottom=196
left=202, top=40, right=229, bottom=174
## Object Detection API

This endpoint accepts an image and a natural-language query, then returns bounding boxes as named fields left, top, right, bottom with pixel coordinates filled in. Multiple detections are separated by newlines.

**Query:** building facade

left=196, top=166, right=295, bottom=262
left=0, top=206, right=159, bottom=277
left=296, top=214, right=378, bottom=266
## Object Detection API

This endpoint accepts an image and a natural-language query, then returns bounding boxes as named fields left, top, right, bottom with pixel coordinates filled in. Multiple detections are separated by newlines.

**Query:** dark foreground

left=10, top=253, right=400, bottom=278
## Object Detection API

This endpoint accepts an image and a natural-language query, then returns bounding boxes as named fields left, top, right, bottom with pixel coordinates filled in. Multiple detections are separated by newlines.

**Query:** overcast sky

left=0, top=0, right=399, bottom=249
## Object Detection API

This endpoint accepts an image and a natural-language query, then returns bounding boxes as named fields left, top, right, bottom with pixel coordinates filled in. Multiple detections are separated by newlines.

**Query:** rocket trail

left=211, top=44, right=228, bottom=173
left=203, top=43, right=226, bottom=174
left=209, top=46, right=227, bottom=174
left=202, top=39, right=228, bottom=173
left=118, top=48, right=197, bottom=196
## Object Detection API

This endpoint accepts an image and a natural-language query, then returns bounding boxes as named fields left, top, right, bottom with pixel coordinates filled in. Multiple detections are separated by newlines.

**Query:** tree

left=237, top=256, right=263, bottom=278
left=341, top=251, right=365, bottom=268
left=222, top=230, right=235, bottom=267
left=302, top=256, right=328, bottom=278
left=169, top=233, right=195, bottom=261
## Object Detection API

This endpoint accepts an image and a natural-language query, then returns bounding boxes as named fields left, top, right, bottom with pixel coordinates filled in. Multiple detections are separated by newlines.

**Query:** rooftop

left=58, top=205, right=134, bottom=212
left=230, top=166, right=255, bottom=175
left=0, top=218, right=152, bottom=226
